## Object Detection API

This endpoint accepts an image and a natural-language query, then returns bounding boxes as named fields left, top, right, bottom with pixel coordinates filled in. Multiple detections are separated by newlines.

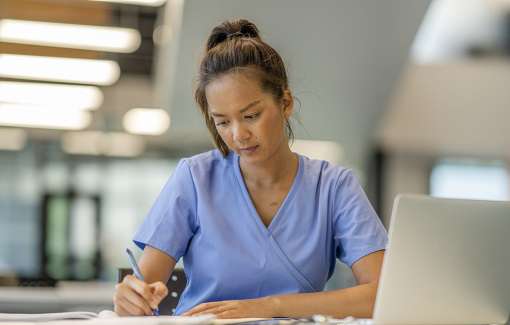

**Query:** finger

left=114, top=302, right=132, bottom=317
left=190, top=304, right=233, bottom=317
left=121, top=294, right=152, bottom=316
left=149, top=281, right=168, bottom=305
left=218, top=303, right=253, bottom=319
left=182, top=303, right=212, bottom=315
left=201, top=305, right=233, bottom=317
left=214, top=307, right=241, bottom=319
left=113, top=285, right=136, bottom=316
left=182, top=302, right=223, bottom=316
left=119, top=284, right=153, bottom=315
left=115, top=295, right=149, bottom=316
left=216, top=311, right=234, bottom=319
left=123, top=275, right=156, bottom=305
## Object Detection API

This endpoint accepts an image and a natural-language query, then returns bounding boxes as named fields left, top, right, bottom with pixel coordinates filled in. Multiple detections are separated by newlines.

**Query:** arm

left=116, top=159, right=196, bottom=316
left=139, top=245, right=176, bottom=284
left=268, top=250, right=384, bottom=318
left=184, top=250, right=384, bottom=318
left=114, top=246, right=176, bottom=316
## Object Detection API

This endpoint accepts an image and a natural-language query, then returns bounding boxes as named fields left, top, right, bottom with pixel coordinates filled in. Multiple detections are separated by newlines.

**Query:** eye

left=245, top=112, right=260, bottom=120
left=215, top=120, right=229, bottom=127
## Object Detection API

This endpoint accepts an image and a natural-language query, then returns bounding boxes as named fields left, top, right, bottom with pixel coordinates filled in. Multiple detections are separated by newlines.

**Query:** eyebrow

left=210, top=100, right=261, bottom=117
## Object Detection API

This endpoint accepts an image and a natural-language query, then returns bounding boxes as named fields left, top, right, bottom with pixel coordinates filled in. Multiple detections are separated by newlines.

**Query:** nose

left=232, top=122, right=251, bottom=144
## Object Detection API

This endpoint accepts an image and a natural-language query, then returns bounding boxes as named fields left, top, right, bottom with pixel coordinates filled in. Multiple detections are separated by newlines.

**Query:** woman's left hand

left=181, top=297, right=277, bottom=319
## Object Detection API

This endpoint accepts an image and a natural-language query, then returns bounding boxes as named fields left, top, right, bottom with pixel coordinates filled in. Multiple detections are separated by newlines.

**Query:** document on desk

left=44, top=315, right=215, bottom=325
left=0, top=311, right=99, bottom=322
left=0, top=312, right=215, bottom=324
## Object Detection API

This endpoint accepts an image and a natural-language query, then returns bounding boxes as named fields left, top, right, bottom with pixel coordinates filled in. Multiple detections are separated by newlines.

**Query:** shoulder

left=179, top=149, right=234, bottom=179
left=183, top=149, right=231, bottom=168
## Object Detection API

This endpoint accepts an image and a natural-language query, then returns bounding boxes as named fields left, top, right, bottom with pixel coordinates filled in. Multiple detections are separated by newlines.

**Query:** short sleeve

left=133, top=159, right=198, bottom=261
left=333, top=169, right=388, bottom=267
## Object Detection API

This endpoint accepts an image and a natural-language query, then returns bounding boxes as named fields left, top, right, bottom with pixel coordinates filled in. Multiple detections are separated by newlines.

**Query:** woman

left=113, top=18, right=387, bottom=319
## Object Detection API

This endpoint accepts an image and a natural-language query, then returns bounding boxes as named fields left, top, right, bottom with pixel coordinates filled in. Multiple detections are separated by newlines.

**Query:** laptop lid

left=373, top=194, right=510, bottom=325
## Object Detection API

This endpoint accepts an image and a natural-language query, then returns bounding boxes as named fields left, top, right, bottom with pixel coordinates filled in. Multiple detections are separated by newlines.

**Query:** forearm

left=267, top=281, right=379, bottom=319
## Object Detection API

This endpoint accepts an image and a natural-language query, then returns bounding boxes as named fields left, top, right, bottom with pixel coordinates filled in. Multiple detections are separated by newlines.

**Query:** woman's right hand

left=113, top=274, right=169, bottom=316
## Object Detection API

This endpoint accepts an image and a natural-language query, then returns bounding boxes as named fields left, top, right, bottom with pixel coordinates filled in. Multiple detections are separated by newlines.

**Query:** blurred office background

left=0, top=0, right=509, bottom=313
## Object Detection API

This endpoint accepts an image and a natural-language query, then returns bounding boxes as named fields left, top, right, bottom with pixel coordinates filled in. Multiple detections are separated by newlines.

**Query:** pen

left=125, top=248, right=160, bottom=316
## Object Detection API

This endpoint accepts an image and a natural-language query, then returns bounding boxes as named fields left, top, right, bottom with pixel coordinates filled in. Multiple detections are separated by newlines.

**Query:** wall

left=158, top=0, right=431, bottom=174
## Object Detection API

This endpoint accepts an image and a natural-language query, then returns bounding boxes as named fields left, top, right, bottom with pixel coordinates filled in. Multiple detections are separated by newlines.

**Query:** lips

left=239, top=145, right=259, bottom=153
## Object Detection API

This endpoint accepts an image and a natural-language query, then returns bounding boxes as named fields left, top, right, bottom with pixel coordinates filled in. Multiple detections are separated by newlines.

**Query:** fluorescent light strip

left=0, top=19, right=141, bottom=53
left=91, top=0, right=167, bottom=7
left=0, top=128, right=27, bottom=151
left=62, top=131, right=144, bottom=157
left=0, top=81, right=103, bottom=111
left=105, top=132, right=145, bottom=157
left=0, top=103, right=91, bottom=130
left=62, top=131, right=103, bottom=155
left=0, top=54, right=120, bottom=86
left=123, top=108, right=170, bottom=135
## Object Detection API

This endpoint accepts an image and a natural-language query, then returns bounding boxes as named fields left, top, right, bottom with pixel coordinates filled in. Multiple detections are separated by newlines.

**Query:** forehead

left=205, top=72, right=268, bottom=113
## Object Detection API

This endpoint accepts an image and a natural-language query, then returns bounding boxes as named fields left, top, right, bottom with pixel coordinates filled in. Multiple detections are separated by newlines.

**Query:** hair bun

left=206, top=19, right=260, bottom=51
left=237, top=20, right=259, bottom=38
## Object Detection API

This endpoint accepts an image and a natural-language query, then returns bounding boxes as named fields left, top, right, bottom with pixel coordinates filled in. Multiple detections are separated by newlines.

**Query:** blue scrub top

left=133, top=150, right=387, bottom=315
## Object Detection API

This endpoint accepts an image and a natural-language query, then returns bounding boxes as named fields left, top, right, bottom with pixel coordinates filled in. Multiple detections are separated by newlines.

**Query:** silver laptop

left=373, top=194, right=510, bottom=325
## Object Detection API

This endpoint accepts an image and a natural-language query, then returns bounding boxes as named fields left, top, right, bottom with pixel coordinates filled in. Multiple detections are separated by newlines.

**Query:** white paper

left=0, top=311, right=215, bottom=325
left=0, top=311, right=98, bottom=322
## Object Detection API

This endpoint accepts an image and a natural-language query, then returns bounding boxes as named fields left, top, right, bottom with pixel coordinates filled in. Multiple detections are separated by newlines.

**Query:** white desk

left=0, top=281, right=114, bottom=313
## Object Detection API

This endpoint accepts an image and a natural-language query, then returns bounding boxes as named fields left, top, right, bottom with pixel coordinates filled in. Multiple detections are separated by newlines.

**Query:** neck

left=239, top=144, right=298, bottom=188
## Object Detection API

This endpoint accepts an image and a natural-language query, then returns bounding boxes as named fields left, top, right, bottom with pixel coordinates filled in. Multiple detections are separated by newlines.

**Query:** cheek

left=261, top=114, right=285, bottom=137
left=216, top=127, right=233, bottom=145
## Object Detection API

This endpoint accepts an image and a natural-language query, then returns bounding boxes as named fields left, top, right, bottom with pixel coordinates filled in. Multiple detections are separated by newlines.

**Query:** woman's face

left=205, top=72, right=293, bottom=164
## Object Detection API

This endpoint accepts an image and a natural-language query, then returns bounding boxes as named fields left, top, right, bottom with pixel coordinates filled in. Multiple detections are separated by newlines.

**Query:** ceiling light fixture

left=62, top=131, right=145, bottom=157
left=0, top=103, right=91, bottom=130
left=0, top=127, right=27, bottom=151
left=105, top=132, right=145, bottom=157
left=61, top=131, right=103, bottom=155
left=91, top=0, right=167, bottom=7
left=123, top=108, right=170, bottom=135
left=0, top=81, right=103, bottom=111
left=0, top=54, right=120, bottom=86
left=0, top=19, right=141, bottom=53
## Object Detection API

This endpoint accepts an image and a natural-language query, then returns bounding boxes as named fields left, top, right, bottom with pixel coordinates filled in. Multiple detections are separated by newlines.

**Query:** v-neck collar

left=233, top=152, right=303, bottom=235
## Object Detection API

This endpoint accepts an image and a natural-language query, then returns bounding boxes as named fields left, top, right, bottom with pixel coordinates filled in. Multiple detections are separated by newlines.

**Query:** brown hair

left=194, top=18, right=293, bottom=156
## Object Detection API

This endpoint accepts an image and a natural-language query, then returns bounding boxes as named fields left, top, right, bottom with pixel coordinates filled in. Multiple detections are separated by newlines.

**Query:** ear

left=281, top=89, right=294, bottom=119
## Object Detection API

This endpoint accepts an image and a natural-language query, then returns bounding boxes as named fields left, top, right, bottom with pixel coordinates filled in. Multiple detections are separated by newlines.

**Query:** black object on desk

left=17, top=276, right=58, bottom=287
left=0, top=275, right=57, bottom=287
